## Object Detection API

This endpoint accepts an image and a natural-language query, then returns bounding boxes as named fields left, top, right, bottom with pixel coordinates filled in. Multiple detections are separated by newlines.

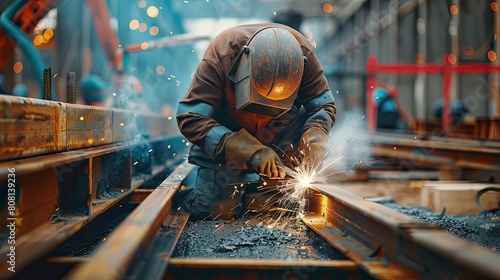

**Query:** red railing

left=366, top=55, right=500, bottom=135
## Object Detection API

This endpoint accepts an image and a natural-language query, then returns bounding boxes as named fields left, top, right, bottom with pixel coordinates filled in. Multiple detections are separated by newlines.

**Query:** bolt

left=66, top=72, right=76, bottom=103
left=43, top=67, right=52, bottom=100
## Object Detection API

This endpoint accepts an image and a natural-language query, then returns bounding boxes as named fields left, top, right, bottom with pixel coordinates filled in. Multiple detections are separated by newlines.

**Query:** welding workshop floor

left=172, top=214, right=345, bottom=260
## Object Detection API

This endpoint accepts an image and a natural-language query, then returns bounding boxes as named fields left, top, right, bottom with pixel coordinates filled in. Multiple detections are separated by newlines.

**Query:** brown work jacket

left=177, top=23, right=336, bottom=163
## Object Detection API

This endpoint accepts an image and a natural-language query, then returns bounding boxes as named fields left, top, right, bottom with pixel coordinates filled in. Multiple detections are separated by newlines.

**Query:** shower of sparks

left=238, top=144, right=348, bottom=227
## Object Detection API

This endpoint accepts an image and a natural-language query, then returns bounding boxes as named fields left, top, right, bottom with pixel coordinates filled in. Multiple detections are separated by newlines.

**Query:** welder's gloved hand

left=226, top=129, right=285, bottom=178
left=299, top=127, right=329, bottom=173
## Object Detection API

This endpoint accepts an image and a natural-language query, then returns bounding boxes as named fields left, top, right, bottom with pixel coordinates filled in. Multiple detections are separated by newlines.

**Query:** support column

left=389, top=0, right=399, bottom=86
left=449, top=0, right=460, bottom=102
left=414, top=0, right=427, bottom=119
left=490, top=0, right=500, bottom=115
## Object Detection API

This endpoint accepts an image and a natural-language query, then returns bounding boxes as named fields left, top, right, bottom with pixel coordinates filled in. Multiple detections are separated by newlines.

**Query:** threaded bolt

left=43, top=67, right=52, bottom=100
left=66, top=72, right=76, bottom=103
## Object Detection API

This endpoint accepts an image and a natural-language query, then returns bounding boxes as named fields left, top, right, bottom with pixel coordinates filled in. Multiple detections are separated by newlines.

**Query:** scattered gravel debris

left=172, top=214, right=345, bottom=260
left=381, top=202, right=500, bottom=254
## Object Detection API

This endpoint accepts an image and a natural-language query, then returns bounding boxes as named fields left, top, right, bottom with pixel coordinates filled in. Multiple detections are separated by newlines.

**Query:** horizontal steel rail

left=166, top=258, right=363, bottom=280
left=66, top=164, right=193, bottom=280
left=0, top=139, right=175, bottom=279
left=304, top=184, right=500, bottom=280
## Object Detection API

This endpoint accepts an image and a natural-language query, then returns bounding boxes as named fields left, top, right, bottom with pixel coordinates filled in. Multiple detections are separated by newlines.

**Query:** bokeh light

left=322, top=3, right=334, bottom=14
left=138, top=0, right=146, bottom=8
left=129, top=19, right=139, bottom=30
left=156, top=65, right=165, bottom=75
left=450, top=5, right=459, bottom=15
left=43, top=28, right=54, bottom=40
left=140, top=42, right=149, bottom=50
left=491, top=2, right=499, bottom=12
left=147, top=6, right=159, bottom=18
left=138, top=22, right=148, bottom=32
left=33, top=34, right=44, bottom=46
left=448, top=54, right=458, bottom=64
left=13, top=62, right=23, bottom=73
left=149, top=26, right=159, bottom=36
left=488, top=50, right=497, bottom=61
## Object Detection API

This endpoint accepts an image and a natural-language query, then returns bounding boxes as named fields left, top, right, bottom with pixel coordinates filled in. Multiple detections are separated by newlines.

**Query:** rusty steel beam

left=66, top=164, right=193, bottom=280
left=128, top=210, right=191, bottom=280
left=0, top=134, right=177, bottom=279
left=0, top=135, right=173, bottom=180
left=367, top=132, right=500, bottom=181
left=304, top=184, right=500, bottom=280
left=130, top=189, right=154, bottom=202
left=166, top=258, right=363, bottom=280
left=370, top=132, right=500, bottom=152
left=0, top=164, right=168, bottom=280
left=0, top=95, right=178, bottom=162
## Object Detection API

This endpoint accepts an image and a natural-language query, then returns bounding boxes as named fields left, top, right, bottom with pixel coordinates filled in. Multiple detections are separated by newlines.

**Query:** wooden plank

left=420, top=182, right=500, bottom=214
left=65, top=103, right=112, bottom=150
left=0, top=96, right=66, bottom=161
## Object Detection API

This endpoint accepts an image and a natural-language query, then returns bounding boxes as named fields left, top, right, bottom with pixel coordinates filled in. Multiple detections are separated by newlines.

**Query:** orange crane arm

left=85, top=0, right=123, bottom=74
left=0, top=0, right=58, bottom=70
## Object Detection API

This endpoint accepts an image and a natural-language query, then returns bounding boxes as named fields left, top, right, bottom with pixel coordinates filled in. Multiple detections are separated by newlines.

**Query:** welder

left=175, top=23, right=336, bottom=220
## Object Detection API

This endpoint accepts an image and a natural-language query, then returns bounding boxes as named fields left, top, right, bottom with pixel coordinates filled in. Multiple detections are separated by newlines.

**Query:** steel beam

left=166, top=258, right=362, bottom=280
left=304, top=184, right=500, bottom=279
left=66, top=164, right=193, bottom=280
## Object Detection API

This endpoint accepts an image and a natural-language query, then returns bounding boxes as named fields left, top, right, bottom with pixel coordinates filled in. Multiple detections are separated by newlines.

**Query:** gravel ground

left=172, top=214, right=345, bottom=260
left=381, top=201, right=500, bottom=253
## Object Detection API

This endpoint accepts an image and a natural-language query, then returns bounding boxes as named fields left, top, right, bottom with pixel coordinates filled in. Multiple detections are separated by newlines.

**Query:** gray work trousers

left=176, top=106, right=308, bottom=220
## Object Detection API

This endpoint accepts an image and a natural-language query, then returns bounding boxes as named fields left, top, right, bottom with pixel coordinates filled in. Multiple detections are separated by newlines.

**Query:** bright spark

left=229, top=185, right=240, bottom=199
left=242, top=139, right=350, bottom=224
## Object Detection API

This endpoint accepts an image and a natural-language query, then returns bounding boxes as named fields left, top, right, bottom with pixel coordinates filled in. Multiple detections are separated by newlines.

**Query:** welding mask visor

left=228, top=27, right=305, bottom=118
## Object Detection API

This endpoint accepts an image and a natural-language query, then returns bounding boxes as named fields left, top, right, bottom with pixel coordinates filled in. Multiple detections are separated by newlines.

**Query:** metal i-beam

left=303, top=184, right=500, bottom=279
left=66, top=164, right=193, bottom=280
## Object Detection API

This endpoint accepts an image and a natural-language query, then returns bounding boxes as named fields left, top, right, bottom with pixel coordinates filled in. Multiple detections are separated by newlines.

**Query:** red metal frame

left=366, top=55, right=500, bottom=135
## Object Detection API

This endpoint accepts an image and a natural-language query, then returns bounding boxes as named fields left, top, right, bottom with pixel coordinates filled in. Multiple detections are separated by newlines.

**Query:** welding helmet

left=228, top=27, right=305, bottom=117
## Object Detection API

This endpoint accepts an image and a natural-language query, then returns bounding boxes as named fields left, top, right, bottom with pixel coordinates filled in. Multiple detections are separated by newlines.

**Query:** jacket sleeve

left=297, top=50, right=337, bottom=135
left=176, top=59, right=234, bottom=161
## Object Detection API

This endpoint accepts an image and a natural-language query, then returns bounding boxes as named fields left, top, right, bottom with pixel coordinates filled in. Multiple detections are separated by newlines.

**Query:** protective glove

left=299, top=127, right=329, bottom=173
left=226, top=129, right=285, bottom=178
